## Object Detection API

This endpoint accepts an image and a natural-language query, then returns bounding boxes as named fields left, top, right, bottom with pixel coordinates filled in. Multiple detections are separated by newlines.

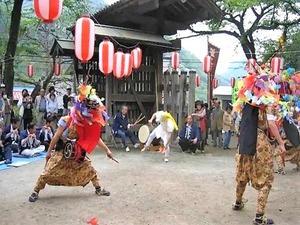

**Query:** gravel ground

left=0, top=137, right=299, bottom=225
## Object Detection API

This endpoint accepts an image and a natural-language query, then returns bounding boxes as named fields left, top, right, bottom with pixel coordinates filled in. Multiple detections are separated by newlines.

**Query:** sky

left=104, top=0, right=282, bottom=75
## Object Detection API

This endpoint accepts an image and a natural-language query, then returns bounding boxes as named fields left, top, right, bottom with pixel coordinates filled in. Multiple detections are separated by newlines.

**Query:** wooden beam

left=111, top=94, right=155, bottom=102
left=188, top=70, right=196, bottom=115
left=105, top=74, right=113, bottom=141
left=155, top=52, right=163, bottom=111
left=127, top=78, right=149, bottom=119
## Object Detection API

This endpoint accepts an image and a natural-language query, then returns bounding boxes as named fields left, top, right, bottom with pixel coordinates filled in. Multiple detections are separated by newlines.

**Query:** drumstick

left=134, top=113, right=143, bottom=124
left=111, top=157, right=119, bottom=163
left=133, top=116, right=146, bottom=126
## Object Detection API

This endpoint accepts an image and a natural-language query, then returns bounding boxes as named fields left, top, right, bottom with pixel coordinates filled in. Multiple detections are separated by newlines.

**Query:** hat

left=0, top=84, right=5, bottom=88
left=67, top=87, right=72, bottom=90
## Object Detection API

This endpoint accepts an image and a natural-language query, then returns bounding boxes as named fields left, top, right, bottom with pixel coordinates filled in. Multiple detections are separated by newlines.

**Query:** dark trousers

left=116, top=130, right=137, bottom=147
left=23, top=118, right=33, bottom=130
left=179, top=138, right=197, bottom=153
left=2, top=144, right=18, bottom=161
left=41, top=141, right=50, bottom=152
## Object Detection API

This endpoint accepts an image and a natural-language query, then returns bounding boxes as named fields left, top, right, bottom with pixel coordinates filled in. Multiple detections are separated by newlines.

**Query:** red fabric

left=199, top=117, right=207, bottom=131
left=76, top=119, right=101, bottom=154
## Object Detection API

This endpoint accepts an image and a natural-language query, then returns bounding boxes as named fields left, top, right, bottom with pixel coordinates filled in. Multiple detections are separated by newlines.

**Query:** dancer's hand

left=278, top=144, right=286, bottom=157
left=46, top=151, right=52, bottom=162
left=106, top=149, right=114, bottom=159
left=148, top=120, right=152, bottom=125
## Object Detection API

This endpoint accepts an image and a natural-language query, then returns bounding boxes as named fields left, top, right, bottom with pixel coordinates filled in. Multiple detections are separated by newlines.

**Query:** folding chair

left=107, top=123, right=119, bottom=148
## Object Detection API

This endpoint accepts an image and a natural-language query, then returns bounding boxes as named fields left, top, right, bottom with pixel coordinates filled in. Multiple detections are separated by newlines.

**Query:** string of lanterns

left=30, top=0, right=143, bottom=80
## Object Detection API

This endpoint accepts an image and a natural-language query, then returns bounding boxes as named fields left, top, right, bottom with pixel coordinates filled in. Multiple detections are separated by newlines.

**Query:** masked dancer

left=232, top=72, right=286, bottom=225
left=29, top=84, right=113, bottom=202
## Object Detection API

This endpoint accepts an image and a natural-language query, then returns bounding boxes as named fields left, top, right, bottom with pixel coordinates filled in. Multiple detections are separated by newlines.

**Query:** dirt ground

left=0, top=137, right=299, bottom=225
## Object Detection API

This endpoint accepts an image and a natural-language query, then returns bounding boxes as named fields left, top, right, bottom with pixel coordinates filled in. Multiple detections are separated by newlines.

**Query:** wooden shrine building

left=50, top=0, right=222, bottom=137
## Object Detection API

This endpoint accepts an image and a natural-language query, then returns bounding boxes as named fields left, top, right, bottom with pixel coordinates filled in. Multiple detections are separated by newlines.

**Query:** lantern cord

left=88, top=14, right=140, bottom=50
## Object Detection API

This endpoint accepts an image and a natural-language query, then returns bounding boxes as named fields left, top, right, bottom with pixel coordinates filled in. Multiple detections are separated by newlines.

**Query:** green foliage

left=260, top=30, right=300, bottom=69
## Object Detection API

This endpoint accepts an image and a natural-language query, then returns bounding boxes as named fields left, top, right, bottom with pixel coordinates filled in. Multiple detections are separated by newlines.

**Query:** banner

left=208, top=42, right=220, bottom=78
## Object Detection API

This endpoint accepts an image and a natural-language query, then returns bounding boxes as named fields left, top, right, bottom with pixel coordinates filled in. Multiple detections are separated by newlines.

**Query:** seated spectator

left=39, top=117, right=54, bottom=151
left=112, top=105, right=139, bottom=152
left=19, top=123, right=45, bottom=157
left=1, top=117, right=21, bottom=164
left=176, top=115, right=200, bottom=154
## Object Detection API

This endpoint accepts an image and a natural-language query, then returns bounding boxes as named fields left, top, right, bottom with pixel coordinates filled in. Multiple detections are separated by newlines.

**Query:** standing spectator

left=34, top=89, right=47, bottom=127
left=38, top=117, right=54, bottom=151
left=46, top=93, right=58, bottom=128
left=203, top=103, right=210, bottom=145
left=23, top=94, right=34, bottom=130
left=3, top=93, right=12, bottom=127
left=192, top=101, right=207, bottom=153
left=2, top=118, right=21, bottom=164
left=17, top=89, right=29, bottom=129
left=176, top=115, right=200, bottom=154
left=223, top=105, right=234, bottom=149
left=211, top=101, right=224, bottom=147
left=0, top=93, right=5, bottom=121
left=19, top=123, right=45, bottom=157
left=46, top=86, right=56, bottom=101
left=63, top=87, right=72, bottom=116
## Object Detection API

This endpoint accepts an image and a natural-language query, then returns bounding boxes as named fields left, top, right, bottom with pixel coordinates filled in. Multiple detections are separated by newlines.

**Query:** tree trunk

left=31, top=66, right=54, bottom=100
left=3, top=0, right=24, bottom=97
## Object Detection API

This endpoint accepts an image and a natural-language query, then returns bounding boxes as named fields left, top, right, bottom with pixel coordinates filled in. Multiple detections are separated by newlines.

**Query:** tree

left=1, top=0, right=106, bottom=98
left=3, top=0, right=24, bottom=97
left=188, top=0, right=300, bottom=60
left=261, top=29, right=300, bottom=69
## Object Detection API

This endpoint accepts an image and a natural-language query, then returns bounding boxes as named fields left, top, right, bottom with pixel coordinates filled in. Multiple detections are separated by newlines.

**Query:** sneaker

left=164, top=158, right=169, bottom=162
left=141, top=146, right=148, bottom=152
left=95, top=187, right=110, bottom=196
left=201, top=150, right=205, bottom=154
left=232, top=201, right=245, bottom=210
left=134, top=143, right=140, bottom=149
left=275, top=170, right=285, bottom=175
left=29, top=193, right=38, bottom=202
left=5, top=159, right=12, bottom=164
left=253, top=215, right=274, bottom=225
left=125, top=147, right=130, bottom=152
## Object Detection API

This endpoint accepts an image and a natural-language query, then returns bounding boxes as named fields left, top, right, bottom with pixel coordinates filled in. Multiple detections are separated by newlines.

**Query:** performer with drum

left=28, top=84, right=114, bottom=202
left=141, top=110, right=178, bottom=162
left=112, top=104, right=139, bottom=152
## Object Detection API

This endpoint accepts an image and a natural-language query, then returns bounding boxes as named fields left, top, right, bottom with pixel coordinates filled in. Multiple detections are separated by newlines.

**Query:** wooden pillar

left=178, top=71, right=187, bottom=130
left=155, top=52, right=163, bottom=111
left=163, top=71, right=170, bottom=111
left=104, top=75, right=113, bottom=141
left=188, top=70, right=196, bottom=115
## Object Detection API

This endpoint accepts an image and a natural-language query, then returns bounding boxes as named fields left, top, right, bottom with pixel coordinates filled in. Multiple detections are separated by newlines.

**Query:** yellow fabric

left=161, top=112, right=178, bottom=131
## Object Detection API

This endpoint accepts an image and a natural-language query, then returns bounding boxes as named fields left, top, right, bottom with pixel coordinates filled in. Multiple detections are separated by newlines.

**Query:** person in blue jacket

left=176, top=114, right=200, bottom=154
left=112, top=105, right=139, bottom=152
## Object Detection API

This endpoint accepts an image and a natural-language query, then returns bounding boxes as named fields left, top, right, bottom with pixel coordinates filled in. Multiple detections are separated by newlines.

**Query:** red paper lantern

left=54, top=62, right=61, bottom=76
left=27, top=64, right=34, bottom=78
left=113, top=50, right=125, bottom=79
left=34, top=0, right=63, bottom=23
left=213, top=78, right=218, bottom=89
left=196, top=75, right=200, bottom=87
left=203, top=55, right=212, bottom=74
left=171, top=51, right=179, bottom=70
left=99, top=38, right=114, bottom=75
left=247, top=58, right=256, bottom=73
left=75, top=16, right=95, bottom=63
left=123, top=53, right=133, bottom=77
left=131, top=47, right=142, bottom=69
left=231, top=77, right=236, bottom=88
left=271, top=57, right=281, bottom=74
